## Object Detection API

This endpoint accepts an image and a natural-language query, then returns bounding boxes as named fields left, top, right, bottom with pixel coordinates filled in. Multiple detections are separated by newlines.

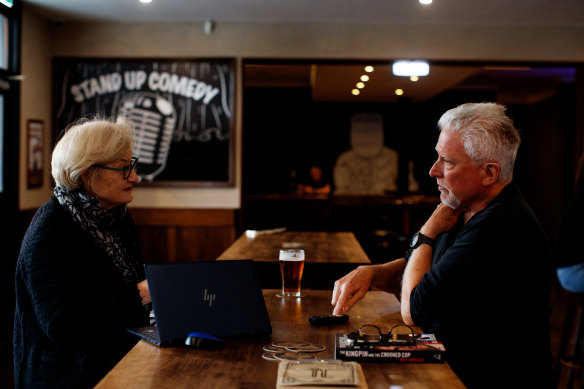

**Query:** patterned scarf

left=54, top=185, right=141, bottom=285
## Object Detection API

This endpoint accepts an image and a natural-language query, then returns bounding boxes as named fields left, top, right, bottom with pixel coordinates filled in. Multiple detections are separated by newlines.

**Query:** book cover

left=335, top=333, right=445, bottom=363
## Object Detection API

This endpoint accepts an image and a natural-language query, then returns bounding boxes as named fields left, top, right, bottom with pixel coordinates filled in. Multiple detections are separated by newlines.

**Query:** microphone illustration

left=116, top=92, right=177, bottom=182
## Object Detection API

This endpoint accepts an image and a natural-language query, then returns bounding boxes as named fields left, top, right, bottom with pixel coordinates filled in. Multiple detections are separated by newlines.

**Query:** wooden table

left=217, top=231, right=371, bottom=290
left=217, top=231, right=370, bottom=263
left=96, top=290, right=465, bottom=389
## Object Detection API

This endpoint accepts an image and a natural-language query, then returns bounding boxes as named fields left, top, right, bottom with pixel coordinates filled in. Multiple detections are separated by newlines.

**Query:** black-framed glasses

left=94, top=157, right=139, bottom=180
left=347, top=324, right=419, bottom=346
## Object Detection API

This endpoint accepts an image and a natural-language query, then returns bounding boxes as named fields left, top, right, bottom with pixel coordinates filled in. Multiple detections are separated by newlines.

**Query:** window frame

left=0, top=0, right=20, bottom=198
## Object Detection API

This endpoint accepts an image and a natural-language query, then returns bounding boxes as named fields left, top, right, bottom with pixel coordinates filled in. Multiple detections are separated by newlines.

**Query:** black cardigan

left=13, top=196, right=149, bottom=389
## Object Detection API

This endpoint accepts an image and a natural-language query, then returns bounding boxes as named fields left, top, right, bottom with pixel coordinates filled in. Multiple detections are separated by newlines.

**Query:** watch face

left=410, top=233, right=419, bottom=248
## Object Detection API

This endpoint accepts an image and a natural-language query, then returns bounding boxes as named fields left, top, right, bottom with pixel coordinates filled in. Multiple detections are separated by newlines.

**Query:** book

left=335, top=333, right=445, bottom=363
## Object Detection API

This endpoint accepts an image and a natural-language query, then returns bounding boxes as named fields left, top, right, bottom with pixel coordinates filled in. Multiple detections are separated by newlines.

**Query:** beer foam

left=279, top=249, right=305, bottom=261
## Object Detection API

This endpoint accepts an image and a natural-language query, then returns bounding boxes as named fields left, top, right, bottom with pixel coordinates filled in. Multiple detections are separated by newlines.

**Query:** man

left=332, top=102, right=553, bottom=388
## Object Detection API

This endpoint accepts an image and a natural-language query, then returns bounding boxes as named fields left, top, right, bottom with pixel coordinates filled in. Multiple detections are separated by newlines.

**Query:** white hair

left=438, top=102, right=521, bottom=183
left=51, top=117, right=134, bottom=190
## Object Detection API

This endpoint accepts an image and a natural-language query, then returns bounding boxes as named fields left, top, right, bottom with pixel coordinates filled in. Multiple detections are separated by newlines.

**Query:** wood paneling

left=129, top=208, right=236, bottom=263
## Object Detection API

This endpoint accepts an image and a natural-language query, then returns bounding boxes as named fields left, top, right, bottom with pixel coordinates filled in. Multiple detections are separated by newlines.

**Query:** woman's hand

left=137, top=280, right=151, bottom=305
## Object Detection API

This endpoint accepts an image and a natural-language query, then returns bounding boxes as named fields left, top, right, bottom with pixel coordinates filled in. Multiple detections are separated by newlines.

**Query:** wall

left=18, top=5, right=584, bottom=211
left=19, top=7, right=53, bottom=209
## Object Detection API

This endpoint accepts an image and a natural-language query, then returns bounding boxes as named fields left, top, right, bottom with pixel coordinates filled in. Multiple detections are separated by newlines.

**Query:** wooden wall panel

left=135, top=226, right=171, bottom=263
left=175, top=227, right=236, bottom=262
left=130, top=208, right=237, bottom=263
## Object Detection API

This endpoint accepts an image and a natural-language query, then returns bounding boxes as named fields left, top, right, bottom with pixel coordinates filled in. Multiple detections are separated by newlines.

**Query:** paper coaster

left=285, top=344, right=326, bottom=353
left=272, top=341, right=311, bottom=348
left=261, top=352, right=280, bottom=361
left=263, top=344, right=282, bottom=353
left=274, top=352, right=316, bottom=361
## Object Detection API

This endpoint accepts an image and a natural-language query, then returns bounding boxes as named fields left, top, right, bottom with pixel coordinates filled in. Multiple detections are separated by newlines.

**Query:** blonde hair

left=438, top=102, right=521, bottom=183
left=51, top=117, right=134, bottom=190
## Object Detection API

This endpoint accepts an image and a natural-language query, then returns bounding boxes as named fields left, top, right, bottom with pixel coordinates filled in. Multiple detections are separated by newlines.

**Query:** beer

left=279, top=249, right=305, bottom=297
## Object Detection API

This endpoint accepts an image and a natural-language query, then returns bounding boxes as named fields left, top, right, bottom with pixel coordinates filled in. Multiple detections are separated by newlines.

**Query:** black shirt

left=410, top=183, right=553, bottom=388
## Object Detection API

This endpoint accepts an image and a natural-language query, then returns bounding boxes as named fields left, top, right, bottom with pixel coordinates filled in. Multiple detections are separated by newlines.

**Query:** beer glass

left=278, top=249, right=305, bottom=297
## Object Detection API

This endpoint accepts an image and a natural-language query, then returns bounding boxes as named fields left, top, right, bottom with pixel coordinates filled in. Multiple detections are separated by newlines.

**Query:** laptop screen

left=145, top=260, right=272, bottom=341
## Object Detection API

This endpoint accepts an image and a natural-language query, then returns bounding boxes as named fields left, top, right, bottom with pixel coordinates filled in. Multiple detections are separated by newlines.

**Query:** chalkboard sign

left=53, top=58, right=235, bottom=186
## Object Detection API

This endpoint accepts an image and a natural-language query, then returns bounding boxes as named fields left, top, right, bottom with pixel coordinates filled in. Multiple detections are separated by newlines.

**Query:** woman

left=13, top=117, right=150, bottom=388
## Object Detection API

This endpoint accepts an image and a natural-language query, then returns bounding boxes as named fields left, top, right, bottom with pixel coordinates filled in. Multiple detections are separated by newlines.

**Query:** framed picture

left=53, top=58, right=235, bottom=187
left=27, top=119, right=43, bottom=189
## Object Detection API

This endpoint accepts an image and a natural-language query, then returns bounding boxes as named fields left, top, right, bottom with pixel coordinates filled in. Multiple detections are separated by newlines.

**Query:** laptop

left=127, top=260, right=272, bottom=346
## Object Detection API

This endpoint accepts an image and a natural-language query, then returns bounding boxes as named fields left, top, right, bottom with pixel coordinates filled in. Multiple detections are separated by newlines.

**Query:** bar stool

left=554, top=289, right=584, bottom=388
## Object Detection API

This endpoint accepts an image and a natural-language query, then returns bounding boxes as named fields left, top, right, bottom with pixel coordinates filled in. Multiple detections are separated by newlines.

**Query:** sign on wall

left=27, top=119, right=43, bottom=189
left=54, top=58, right=235, bottom=186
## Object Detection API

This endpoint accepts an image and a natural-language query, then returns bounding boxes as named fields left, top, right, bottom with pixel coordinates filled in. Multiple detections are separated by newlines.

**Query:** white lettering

left=170, top=75, right=189, bottom=95
left=344, top=350, right=369, bottom=357
left=98, top=73, right=122, bottom=94
left=193, top=82, right=207, bottom=101
left=186, top=79, right=197, bottom=98
left=71, top=85, right=84, bottom=103
left=147, top=71, right=219, bottom=104
left=69, top=72, right=122, bottom=102
left=124, top=70, right=147, bottom=90
left=203, top=85, right=220, bottom=104
left=68, top=70, right=220, bottom=105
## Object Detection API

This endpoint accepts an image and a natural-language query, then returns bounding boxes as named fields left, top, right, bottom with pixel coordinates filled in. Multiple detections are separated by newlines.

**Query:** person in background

left=556, top=154, right=584, bottom=293
left=297, top=164, right=331, bottom=194
left=331, top=102, right=553, bottom=388
left=14, top=117, right=150, bottom=388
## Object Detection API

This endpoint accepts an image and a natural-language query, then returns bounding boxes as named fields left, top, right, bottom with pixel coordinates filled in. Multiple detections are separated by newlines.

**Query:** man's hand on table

left=331, top=265, right=375, bottom=316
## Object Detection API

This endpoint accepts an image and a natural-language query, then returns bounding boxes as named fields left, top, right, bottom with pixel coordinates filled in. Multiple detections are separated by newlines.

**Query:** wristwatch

left=409, top=232, right=435, bottom=250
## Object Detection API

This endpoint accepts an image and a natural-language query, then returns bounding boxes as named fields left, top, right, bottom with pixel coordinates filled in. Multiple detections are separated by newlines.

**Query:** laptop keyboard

left=133, top=325, right=160, bottom=344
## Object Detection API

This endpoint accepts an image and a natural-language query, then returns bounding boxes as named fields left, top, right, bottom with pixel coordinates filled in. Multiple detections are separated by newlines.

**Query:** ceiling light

left=364, top=66, right=374, bottom=73
left=395, top=89, right=404, bottom=96
left=419, top=0, right=432, bottom=4
left=351, top=89, right=360, bottom=96
left=356, top=82, right=365, bottom=89
left=410, top=76, right=419, bottom=82
left=360, top=75, right=369, bottom=82
left=392, top=60, right=430, bottom=77
left=0, top=0, right=13, bottom=8
left=139, top=0, right=152, bottom=3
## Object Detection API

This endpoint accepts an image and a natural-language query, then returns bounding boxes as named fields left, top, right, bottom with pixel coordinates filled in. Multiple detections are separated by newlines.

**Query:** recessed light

left=140, top=0, right=152, bottom=4
left=395, top=89, right=404, bottom=96
left=410, top=76, right=419, bottom=82
left=364, top=66, right=374, bottom=73
left=356, top=82, right=365, bottom=89
left=352, top=89, right=360, bottom=96
left=360, top=75, right=369, bottom=82
left=419, top=0, right=432, bottom=4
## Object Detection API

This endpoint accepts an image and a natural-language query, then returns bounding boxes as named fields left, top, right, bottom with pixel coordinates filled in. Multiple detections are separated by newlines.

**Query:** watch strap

left=412, top=232, right=435, bottom=249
